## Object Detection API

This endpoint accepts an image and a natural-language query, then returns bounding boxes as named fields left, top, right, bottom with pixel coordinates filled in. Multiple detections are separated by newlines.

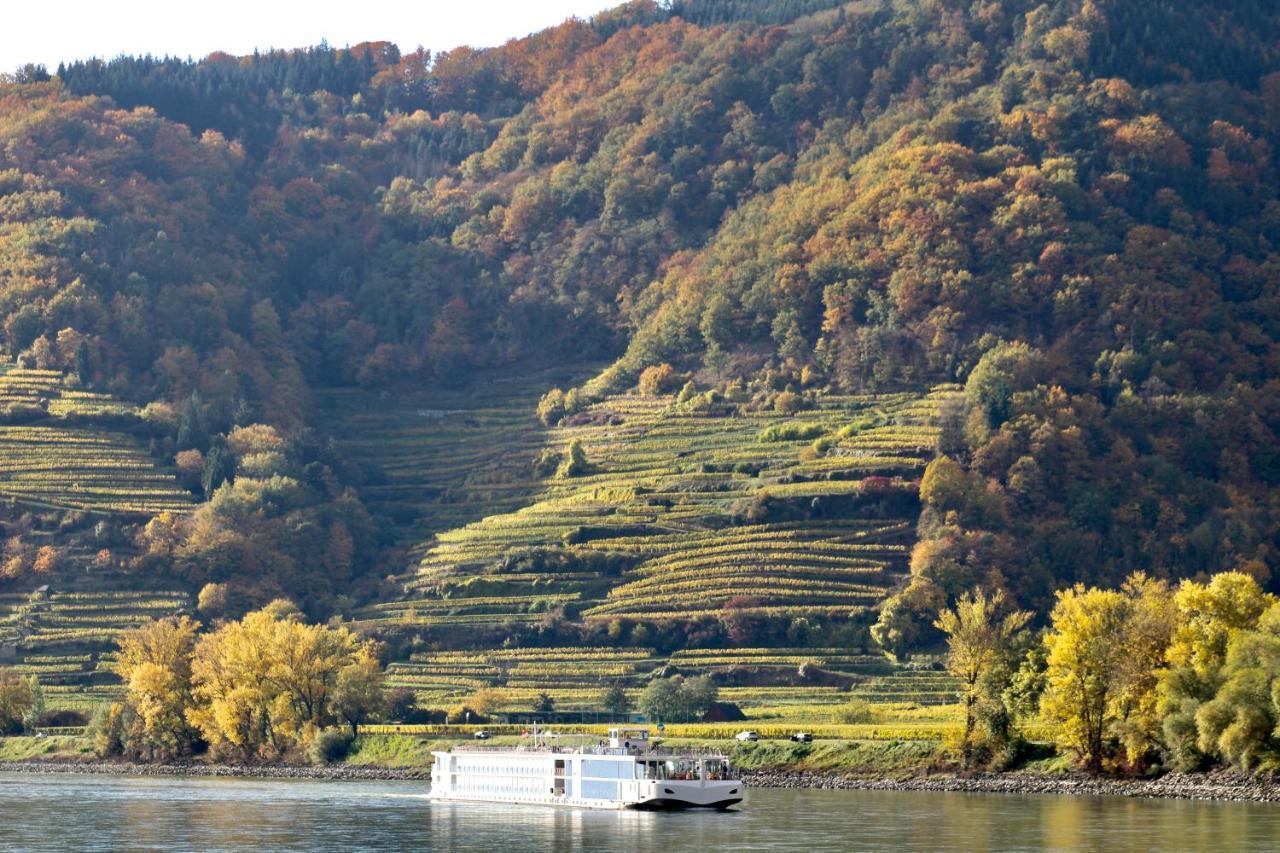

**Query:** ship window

left=582, top=759, right=629, bottom=779
left=663, top=759, right=697, bottom=781
left=703, top=759, right=729, bottom=780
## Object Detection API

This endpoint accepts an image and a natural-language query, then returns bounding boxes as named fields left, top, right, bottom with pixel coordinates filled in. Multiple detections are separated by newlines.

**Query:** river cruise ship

left=429, top=728, right=743, bottom=810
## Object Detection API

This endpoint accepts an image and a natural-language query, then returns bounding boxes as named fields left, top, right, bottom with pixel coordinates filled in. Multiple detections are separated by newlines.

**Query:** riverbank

left=3, top=755, right=1278, bottom=803
left=0, top=759, right=422, bottom=781
left=742, top=769, right=1280, bottom=803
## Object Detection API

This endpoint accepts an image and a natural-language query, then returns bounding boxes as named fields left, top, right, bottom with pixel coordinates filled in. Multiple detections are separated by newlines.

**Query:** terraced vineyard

left=316, top=363, right=599, bottom=552
left=386, top=645, right=959, bottom=719
left=326, top=376, right=965, bottom=721
left=358, top=382, right=962, bottom=629
left=0, top=589, right=192, bottom=711
left=0, top=366, right=192, bottom=515
left=0, top=367, right=139, bottom=419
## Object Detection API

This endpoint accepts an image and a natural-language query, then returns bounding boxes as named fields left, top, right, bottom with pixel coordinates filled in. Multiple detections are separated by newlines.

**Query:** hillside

left=1, top=0, right=1280, bottom=731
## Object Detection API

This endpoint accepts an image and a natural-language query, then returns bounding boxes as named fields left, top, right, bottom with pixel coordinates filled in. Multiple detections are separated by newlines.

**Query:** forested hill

left=2, top=0, right=1280, bottom=651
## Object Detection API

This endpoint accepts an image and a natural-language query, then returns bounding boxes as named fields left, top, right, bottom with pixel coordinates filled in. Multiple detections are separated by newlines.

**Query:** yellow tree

left=1158, top=571, right=1274, bottom=768
left=934, top=587, right=1031, bottom=761
left=188, top=600, right=376, bottom=758
left=266, top=615, right=363, bottom=742
left=115, top=616, right=201, bottom=759
left=1165, top=572, right=1273, bottom=679
left=1110, top=574, right=1174, bottom=764
left=188, top=602, right=289, bottom=759
left=1194, top=602, right=1280, bottom=769
left=1041, top=585, right=1131, bottom=773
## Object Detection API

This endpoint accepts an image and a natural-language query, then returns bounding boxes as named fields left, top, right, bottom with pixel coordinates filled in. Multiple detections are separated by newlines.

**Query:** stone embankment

left=742, top=769, right=1280, bottom=803
left=0, top=760, right=424, bottom=781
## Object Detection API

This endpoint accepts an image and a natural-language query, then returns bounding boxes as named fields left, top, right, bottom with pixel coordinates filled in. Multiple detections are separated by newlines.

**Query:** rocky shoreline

left=2, top=759, right=1277, bottom=802
left=0, top=760, right=425, bottom=781
left=741, top=769, right=1280, bottom=803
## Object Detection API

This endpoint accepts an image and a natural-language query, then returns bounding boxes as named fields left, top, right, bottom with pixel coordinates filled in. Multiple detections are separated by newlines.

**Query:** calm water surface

left=2, top=772, right=1279, bottom=852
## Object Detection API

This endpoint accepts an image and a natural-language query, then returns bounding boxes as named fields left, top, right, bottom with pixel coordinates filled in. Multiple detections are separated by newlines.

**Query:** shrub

left=836, top=700, right=876, bottom=724
left=774, top=391, right=802, bottom=414
left=638, top=363, right=680, bottom=395
left=557, top=439, right=589, bottom=478
left=759, top=422, right=827, bottom=442
left=310, top=729, right=354, bottom=765
left=537, top=388, right=566, bottom=426
left=532, top=448, right=561, bottom=478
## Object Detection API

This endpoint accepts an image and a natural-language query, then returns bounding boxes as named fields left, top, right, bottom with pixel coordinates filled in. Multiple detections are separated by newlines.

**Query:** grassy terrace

left=0, top=589, right=191, bottom=711
left=0, top=366, right=192, bottom=515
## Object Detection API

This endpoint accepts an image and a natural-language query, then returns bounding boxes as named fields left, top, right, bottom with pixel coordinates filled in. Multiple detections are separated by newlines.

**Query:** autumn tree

left=0, top=668, right=37, bottom=735
left=187, top=600, right=376, bottom=759
left=111, top=616, right=202, bottom=760
left=935, top=588, right=1031, bottom=764
left=1158, top=572, right=1274, bottom=769
left=331, top=645, right=388, bottom=736
left=1193, top=602, right=1280, bottom=769
left=1041, top=585, right=1132, bottom=773
left=1110, top=574, right=1174, bottom=765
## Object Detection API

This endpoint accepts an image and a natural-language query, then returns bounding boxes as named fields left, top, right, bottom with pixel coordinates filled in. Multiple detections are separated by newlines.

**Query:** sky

left=0, top=0, right=625, bottom=71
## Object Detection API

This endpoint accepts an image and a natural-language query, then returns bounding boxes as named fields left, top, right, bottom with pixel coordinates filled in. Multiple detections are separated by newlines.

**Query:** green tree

left=0, top=669, right=37, bottom=735
left=639, top=676, right=683, bottom=723
left=1159, top=572, right=1274, bottom=769
left=964, top=341, right=1043, bottom=430
left=176, top=392, right=208, bottom=451
left=332, top=646, right=388, bottom=736
left=1193, top=601, right=1280, bottom=769
left=601, top=682, right=632, bottom=719
left=201, top=436, right=234, bottom=500
left=682, top=675, right=719, bottom=721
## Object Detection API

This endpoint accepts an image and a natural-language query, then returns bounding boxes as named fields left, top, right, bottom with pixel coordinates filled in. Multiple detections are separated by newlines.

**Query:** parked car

left=735, top=730, right=759, bottom=742
left=790, top=732, right=813, bottom=743
left=473, top=730, right=491, bottom=740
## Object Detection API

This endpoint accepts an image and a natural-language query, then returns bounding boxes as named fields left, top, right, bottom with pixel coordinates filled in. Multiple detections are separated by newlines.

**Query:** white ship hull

left=428, top=778, right=744, bottom=811
left=429, top=735, right=743, bottom=811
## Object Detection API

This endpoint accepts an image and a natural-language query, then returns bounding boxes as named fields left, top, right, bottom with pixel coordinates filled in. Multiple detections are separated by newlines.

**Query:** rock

left=738, top=769, right=1280, bottom=803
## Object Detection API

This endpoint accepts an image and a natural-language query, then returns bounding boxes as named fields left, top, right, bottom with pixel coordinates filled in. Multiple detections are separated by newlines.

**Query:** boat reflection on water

left=427, top=796, right=741, bottom=852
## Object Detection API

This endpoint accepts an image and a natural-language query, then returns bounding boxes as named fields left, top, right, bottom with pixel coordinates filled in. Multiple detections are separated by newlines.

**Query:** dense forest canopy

left=2, top=0, right=1280, bottom=640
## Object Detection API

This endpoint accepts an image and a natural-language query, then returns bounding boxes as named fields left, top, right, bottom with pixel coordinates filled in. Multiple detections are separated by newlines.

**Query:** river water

left=2, top=772, right=1279, bottom=851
